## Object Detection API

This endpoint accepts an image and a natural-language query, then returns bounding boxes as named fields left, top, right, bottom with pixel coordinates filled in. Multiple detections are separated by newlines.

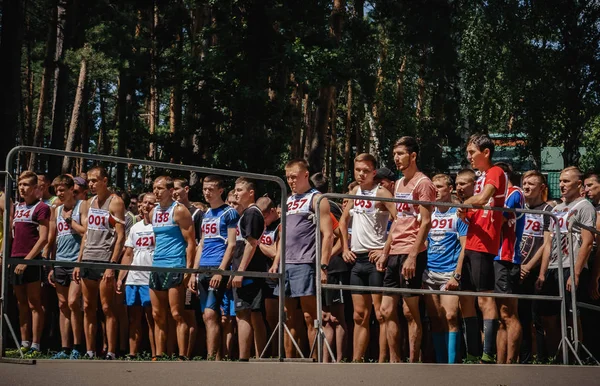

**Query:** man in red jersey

left=457, top=133, right=508, bottom=363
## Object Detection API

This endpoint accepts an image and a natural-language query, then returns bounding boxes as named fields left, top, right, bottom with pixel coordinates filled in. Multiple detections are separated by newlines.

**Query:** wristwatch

left=321, top=264, right=328, bottom=271
left=453, top=272, right=462, bottom=281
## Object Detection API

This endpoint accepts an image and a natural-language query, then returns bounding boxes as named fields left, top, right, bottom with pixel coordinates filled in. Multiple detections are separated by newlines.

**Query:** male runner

left=47, top=175, right=88, bottom=359
left=310, top=172, right=347, bottom=363
left=232, top=178, right=267, bottom=360
left=375, top=167, right=397, bottom=194
left=379, top=136, right=436, bottom=363
left=456, top=133, right=507, bottom=363
left=73, top=176, right=89, bottom=202
left=149, top=176, right=195, bottom=359
left=423, top=174, right=467, bottom=364
left=340, top=153, right=397, bottom=362
left=493, top=163, right=524, bottom=364
left=10, top=171, right=50, bottom=356
left=583, top=171, right=600, bottom=359
left=455, top=169, right=476, bottom=203
left=258, top=196, right=281, bottom=357
left=270, top=159, right=334, bottom=359
left=37, top=173, right=58, bottom=207
left=116, top=193, right=156, bottom=358
left=538, top=166, right=596, bottom=356
left=189, top=175, right=239, bottom=359
left=173, top=178, right=202, bottom=357
left=73, top=166, right=126, bottom=359
left=519, top=170, right=552, bottom=363
left=452, top=167, right=480, bottom=360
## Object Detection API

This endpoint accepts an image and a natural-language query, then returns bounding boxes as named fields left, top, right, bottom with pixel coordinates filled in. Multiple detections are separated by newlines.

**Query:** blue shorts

left=275, top=263, right=315, bottom=298
left=221, top=289, right=236, bottom=317
left=197, top=267, right=229, bottom=314
left=126, top=285, right=151, bottom=307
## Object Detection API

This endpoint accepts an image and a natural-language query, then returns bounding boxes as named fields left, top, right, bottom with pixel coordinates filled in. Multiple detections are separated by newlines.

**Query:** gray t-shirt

left=549, top=198, right=597, bottom=269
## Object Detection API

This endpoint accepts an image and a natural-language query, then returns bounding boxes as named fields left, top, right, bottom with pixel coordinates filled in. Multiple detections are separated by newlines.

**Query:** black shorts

left=324, top=271, right=350, bottom=307
left=494, top=260, right=520, bottom=294
left=350, top=254, right=384, bottom=294
left=383, top=251, right=427, bottom=297
left=149, top=271, right=184, bottom=291
left=233, top=280, right=263, bottom=312
left=184, top=288, right=199, bottom=311
left=461, top=250, right=495, bottom=292
left=538, top=268, right=588, bottom=316
left=80, top=260, right=107, bottom=281
left=9, top=256, right=42, bottom=285
left=53, top=266, right=74, bottom=287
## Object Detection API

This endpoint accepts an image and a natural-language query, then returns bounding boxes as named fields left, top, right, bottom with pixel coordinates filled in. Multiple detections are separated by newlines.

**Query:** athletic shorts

left=125, top=285, right=151, bottom=307
left=276, top=263, right=316, bottom=298
left=221, top=289, right=236, bottom=317
left=324, top=271, right=350, bottom=307
left=538, top=268, right=588, bottom=316
left=149, top=271, right=183, bottom=291
left=197, top=268, right=229, bottom=314
left=52, top=266, right=74, bottom=287
left=185, top=288, right=199, bottom=311
left=80, top=261, right=106, bottom=281
left=349, top=254, right=384, bottom=294
left=494, top=260, right=520, bottom=294
left=383, top=251, right=427, bottom=297
left=461, top=250, right=495, bottom=292
left=9, top=256, right=42, bottom=285
left=422, top=269, right=454, bottom=291
left=264, top=275, right=278, bottom=300
left=234, top=280, right=264, bottom=312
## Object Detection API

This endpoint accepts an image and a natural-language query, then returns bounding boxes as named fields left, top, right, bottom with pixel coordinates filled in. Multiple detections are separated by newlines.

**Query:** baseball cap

left=375, top=167, right=397, bottom=182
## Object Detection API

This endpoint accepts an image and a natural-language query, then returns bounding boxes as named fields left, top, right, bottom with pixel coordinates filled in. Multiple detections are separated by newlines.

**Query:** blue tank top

left=285, top=189, right=319, bottom=264
left=152, top=201, right=186, bottom=267
left=56, top=201, right=83, bottom=262
left=199, top=204, right=239, bottom=267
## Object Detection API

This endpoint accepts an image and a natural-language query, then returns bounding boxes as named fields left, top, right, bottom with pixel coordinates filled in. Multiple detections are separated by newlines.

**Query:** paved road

left=0, top=360, right=598, bottom=386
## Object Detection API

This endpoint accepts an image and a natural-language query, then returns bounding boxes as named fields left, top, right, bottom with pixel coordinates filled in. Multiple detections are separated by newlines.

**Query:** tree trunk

left=396, top=56, right=407, bottom=113
left=343, top=80, right=352, bottom=190
left=329, top=94, right=337, bottom=192
left=49, top=0, right=72, bottom=176
left=116, top=71, right=131, bottom=188
left=148, top=0, right=159, bottom=160
left=29, top=2, right=59, bottom=171
left=62, top=57, right=87, bottom=172
left=97, top=80, right=111, bottom=155
left=415, top=53, right=426, bottom=121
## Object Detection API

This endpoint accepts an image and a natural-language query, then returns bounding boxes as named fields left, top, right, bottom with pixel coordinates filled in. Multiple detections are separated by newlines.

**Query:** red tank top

left=11, top=201, right=50, bottom=257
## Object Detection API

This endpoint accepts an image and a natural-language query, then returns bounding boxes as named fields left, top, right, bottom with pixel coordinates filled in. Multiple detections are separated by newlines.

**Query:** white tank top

left=350, top=186, right=389, bottom=253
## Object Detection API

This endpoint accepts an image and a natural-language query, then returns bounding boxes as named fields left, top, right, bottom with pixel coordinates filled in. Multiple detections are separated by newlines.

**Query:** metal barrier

left=1, top=146, right=289, bottom=362
left=314, top=193, right=576, bottom=365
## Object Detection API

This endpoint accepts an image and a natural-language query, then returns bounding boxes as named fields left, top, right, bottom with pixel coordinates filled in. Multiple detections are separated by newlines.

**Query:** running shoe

left=51, top=350, right=70, bottom=359
left=24, top=347, right=42, bottom=358
left=69, top=349, right=81, bottom=360
left=480, top=352, right=495, bottom=364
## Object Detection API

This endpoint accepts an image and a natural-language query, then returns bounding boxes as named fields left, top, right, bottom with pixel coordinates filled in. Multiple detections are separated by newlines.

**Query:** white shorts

left=422, top=269, right=453, bottom=291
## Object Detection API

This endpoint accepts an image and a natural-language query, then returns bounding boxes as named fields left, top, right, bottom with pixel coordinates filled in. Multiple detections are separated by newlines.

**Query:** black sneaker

left=104, top=353, right=115, bottom=360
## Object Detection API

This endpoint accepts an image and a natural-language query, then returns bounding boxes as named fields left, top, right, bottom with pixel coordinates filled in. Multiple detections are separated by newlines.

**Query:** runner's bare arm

left=47, top=206, right=58, bottom=260
left=175, top=205, right=196, bottom=269
left=70, top=200, right=88, bottom=236
left=109, top=196, right=126, bottom=263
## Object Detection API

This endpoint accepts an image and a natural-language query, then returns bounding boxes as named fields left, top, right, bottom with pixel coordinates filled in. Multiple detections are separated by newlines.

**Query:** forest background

left=1, top=0, right=600, bottom=194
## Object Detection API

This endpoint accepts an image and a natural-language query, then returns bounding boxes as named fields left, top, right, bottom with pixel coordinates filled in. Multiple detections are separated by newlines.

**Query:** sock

left=107, top=352, right=116, bottom=359
left=432, top=332, right=448, bottom=363
left=86, top=351, right=95, bottom=358
left=483, top=319, right=497, bottom=357
left=448, top=332, right=460, bottom=364
left=463, top=317, right=481, bottom=358
left=31, top=343, right=40, bottom=351
left=73, top=344, right=83, bottom=352
left=21, top=341, right=31, bottom=349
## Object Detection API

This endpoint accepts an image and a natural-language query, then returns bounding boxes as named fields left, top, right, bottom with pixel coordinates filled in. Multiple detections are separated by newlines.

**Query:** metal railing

left=314, top=193, right=576, bottom=365
left=1, top=146, right=289, bottom=361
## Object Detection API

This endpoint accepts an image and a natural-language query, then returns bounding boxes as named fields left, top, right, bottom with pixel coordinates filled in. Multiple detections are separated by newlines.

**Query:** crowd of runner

left=1, top=133, right=600, bottom=364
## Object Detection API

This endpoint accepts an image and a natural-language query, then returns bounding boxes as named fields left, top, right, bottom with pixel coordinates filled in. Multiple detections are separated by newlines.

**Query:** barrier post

left=314, top=192, right=574, bottom=365
left=0, top=171, right=15, bottom=358
left=0, top=146, right=289, bottom=361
